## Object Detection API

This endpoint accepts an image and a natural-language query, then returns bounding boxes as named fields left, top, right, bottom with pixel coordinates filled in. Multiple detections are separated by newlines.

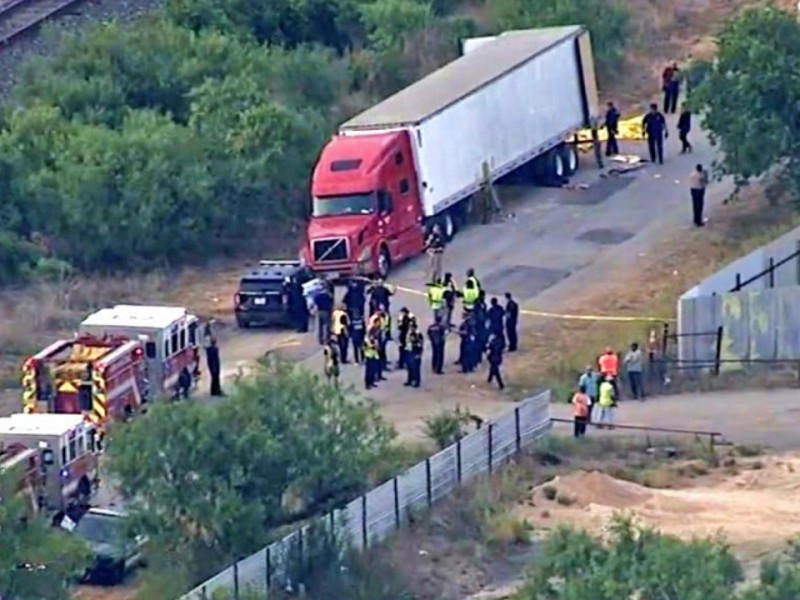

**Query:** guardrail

left=550, top=417, right=728, bottom=451
left=181, top=390, right=553, bottom=599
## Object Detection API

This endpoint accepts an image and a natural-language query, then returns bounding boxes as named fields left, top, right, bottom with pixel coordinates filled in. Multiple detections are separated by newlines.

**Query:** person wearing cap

left=578, top=365, right=599, bottom=421
left=405, top=320, right=424, bottom=387
left=427, top=277, right=446, bottom=322
left=427, top=316, right=446, bottom=375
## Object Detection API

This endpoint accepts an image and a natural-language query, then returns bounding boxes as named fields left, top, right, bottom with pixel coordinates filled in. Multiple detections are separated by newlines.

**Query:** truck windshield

left=313, top=193, right=375, bottom=217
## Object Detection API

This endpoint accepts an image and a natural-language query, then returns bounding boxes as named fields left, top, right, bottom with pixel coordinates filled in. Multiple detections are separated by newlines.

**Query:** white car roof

left=81, top=304, right=194, bottom=330
left=0, top=413, right=89, bottom=437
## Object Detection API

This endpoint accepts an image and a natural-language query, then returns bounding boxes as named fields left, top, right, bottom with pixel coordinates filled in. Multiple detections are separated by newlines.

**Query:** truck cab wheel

left=377, top=247, right=391, bottom=278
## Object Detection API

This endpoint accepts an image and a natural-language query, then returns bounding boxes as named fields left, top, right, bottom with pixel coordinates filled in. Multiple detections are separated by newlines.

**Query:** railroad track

left=0, top=0, right=81, bottom=45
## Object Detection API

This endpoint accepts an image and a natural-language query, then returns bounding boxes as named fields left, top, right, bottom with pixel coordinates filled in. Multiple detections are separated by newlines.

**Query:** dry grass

left=505, top=189, right=800, bottom=399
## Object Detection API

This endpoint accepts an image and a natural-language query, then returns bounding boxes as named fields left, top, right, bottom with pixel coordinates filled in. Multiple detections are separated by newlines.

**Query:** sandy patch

left=521, top=456, right=800, bottom=562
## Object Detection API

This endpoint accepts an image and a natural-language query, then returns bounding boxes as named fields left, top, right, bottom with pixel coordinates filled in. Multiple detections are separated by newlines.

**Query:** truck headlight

left=358, top=246, right=372, bottom=262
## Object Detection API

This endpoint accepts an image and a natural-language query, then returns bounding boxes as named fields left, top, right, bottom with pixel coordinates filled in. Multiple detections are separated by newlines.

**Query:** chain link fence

left=181, top=390, right=552, bottom=599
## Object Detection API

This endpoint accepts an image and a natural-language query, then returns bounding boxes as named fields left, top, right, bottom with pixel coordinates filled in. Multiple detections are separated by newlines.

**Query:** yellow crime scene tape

left=393, top=284, right=675, bottom=323
left=574, top=113, right=645, bottom=153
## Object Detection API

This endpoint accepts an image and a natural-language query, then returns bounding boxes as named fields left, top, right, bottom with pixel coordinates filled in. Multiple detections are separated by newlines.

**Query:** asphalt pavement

left=214, top=119, right=734, bottom=440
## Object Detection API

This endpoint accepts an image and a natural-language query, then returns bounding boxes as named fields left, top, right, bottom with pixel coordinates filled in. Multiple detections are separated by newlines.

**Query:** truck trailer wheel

left=377, top=247, right=391, bottom=279
left=561, top=144, right=579, bottom=176
left=548, top=150, right=566, bottom=183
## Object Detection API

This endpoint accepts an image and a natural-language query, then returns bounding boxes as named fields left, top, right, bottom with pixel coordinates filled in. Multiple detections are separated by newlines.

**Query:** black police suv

left=234, top=260, right=311, bottom=328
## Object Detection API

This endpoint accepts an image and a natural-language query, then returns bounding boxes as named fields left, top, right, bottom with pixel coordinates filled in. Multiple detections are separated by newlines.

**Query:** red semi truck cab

left=305, top=130, right=426, bottom=279
left=303, top=26, right=599, bottom=279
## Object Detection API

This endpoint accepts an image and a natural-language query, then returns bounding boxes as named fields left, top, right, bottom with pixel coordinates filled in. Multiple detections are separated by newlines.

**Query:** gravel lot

left=0, top=0, right=167, bottom=94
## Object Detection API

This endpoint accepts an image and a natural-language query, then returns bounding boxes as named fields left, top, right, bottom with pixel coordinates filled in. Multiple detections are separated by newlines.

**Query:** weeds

left=542, top=485, right=558, bottom=500
left=422, top=405, right=473, bottom=449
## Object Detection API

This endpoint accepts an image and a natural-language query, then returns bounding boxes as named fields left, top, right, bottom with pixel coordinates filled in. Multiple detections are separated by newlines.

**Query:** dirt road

left=211, top=121, right=733, bottom=441
left=551, top=387, right=800, bottom=450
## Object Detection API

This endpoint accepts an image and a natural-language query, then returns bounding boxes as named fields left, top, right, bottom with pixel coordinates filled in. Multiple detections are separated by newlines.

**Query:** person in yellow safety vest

left=466, top=268, right=481, bottom=293
left=596, top=375, right=616, bottom=429
left=461, top=279, right=480, bottom=318
left=363, top=335, right=379, bottom=389
left=331, top=306, right=350, bottom=363
left=427, top=278, right=446, bottom=322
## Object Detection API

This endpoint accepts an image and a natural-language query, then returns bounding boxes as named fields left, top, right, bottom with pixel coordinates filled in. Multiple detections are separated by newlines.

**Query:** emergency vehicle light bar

left=259, top=260, right=302, bottom=268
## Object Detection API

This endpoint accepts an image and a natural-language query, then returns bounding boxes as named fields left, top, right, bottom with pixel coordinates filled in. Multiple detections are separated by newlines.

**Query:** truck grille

left=313, top=238, right=348, bottom=262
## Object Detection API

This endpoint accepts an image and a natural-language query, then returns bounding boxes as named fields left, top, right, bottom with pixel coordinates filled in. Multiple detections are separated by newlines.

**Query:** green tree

left=691, top=5, right=800, bottom=200
left=489, top=0, right=629, bottom=79
left=106, top=359, right=394, bottom=583
left=515, top=518, right=800, bottom=599
left=0, top=476, right=92, bottom=599
left=165, top=0, right=362, bottom=50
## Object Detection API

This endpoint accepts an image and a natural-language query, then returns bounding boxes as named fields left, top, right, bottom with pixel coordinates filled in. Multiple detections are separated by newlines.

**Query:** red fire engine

left=21, top=305, right=201, bottom=425
left=21, top=335, right=147, bottom=427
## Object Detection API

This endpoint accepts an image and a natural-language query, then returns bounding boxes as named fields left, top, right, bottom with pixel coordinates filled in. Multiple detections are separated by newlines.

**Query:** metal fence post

left=456, top=439, right=462, bottom=483
left=233, top=561, right=240, bottom=600
left=514, top=406, right=521, bottom=452
left=201, top=585, right=208, bottom=600
left=361, top=494, right=368, bottom=549
left=488, top=423, right=494, bottom=473
left=769, top=257, right=775, bottom=288
left=298, top=527, right=305, bottom=570
left=266, top=546, right=272, bottom=590
left=713, top=325, right=724, bottom=376
left=425, top=458, right=432, bottom=507
left=393, top=476, right=400, bottom=529
left=734, top=273, right=742, bottom=291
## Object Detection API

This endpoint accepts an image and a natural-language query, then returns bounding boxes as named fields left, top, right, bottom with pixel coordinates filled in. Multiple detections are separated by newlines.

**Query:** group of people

left=313, top=265, right=520, bottom=393
left=604, top=61, right=710, bottom=229
left=570, top=334, right=663, bottom=438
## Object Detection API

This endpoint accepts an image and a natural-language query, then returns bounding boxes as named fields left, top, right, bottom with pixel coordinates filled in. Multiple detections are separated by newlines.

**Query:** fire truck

left=0, top=413, right=100, bottom=513
left=22, top=305, right=200, bottom=426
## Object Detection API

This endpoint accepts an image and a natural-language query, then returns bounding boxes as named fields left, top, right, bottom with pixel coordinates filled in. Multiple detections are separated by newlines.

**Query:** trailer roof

left=341, top=25, right=584, bottom=130
left=0, top=413, right=88, bottom=437
left=81, top=305, right=192, bottom=330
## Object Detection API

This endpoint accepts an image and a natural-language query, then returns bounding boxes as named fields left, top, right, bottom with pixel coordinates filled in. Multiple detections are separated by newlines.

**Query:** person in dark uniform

left=473, top=299, right=488, bottom=365
left=486, top=334, right=505, bottom=390
left=405, top=322, right=424, bottom=387
left=504, top=292, right=519, bottom=352
left=206, top=339, right=224, bottom=397
left=661, top=62, right=680, bottom=114
left=427, top=316, right=446, bottom=375
left=604, top=101, right=620, bottom=157
left=314, top=282, right=334, bottom=345
left=458, top=316, right=478, bottom=373
left=343, top=278, right=366, bottom=319
left=176, top=367, right=192, bottom=399
left=442, top=272, right=457, bottom=331
left=368, top=279, right=393, bottom=316
left=350, top=311, right=365, bottom=364
left=642, top=104, right=667, bottom=165
left=677, top=104, right=692, bottom=154
left=290, top=281, right=309, bottom=333
left=487, top=297, right=505, bottom=347
left=396, top=307, right=413, bottom=369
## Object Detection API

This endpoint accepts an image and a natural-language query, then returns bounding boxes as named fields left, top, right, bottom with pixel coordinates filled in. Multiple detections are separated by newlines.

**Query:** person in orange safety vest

left=572, top=385, right=590, bottom=438
left=597, top=346, right=620, bottom=399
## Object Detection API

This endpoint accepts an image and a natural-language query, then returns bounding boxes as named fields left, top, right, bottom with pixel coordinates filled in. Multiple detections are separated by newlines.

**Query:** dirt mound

left=534, top=471, right=653, bottom=509
left=522, top=457, right=800, bottom=563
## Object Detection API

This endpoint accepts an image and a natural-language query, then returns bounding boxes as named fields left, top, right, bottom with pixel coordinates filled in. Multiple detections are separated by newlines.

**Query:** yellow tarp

left=574, top=114, right=644, bottom=153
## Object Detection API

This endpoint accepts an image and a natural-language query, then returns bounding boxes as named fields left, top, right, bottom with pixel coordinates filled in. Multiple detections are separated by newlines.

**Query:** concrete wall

left=678, top=287, right=800, bottom=370
left=679, top=225, right=800, bottom=300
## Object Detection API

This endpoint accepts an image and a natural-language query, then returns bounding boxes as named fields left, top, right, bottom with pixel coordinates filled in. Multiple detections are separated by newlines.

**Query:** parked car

left=72, top=508, right=146, bottom=584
